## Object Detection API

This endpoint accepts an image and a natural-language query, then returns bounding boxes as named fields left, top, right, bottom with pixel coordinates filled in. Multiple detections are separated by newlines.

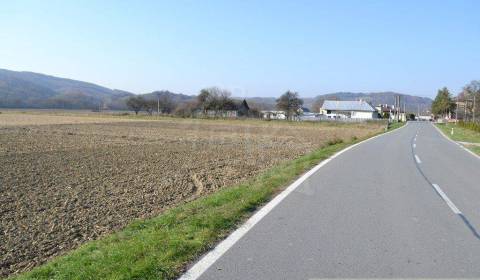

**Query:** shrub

left=327, top=138, right=344, bottom=146
left=174, top=102, right=197, bottom=118
left=458, top=120, right=480, bottom=133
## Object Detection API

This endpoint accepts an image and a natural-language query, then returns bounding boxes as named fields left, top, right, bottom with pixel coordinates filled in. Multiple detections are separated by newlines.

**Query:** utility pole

left=455, top=100, right=458, bottom=124
left=395, top=95, right=399, bottom=122
left=394, top=95, right=397, bottom=122
left=157, top=94, right=160, bottom=115
left=399, top=95, right=401, bottom=122
left=474, top=94, right=476, bottom=123
left=396, top=95, right=400, bottom=122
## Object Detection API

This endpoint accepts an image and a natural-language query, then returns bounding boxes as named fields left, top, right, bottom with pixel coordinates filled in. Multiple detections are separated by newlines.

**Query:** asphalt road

left=191, top=122, right=480, bottom=279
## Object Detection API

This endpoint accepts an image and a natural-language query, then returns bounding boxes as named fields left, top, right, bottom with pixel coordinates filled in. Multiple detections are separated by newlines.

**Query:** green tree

left=431, top=87, right=455, bottom=118
left=276, top=90, right=304, bottom=120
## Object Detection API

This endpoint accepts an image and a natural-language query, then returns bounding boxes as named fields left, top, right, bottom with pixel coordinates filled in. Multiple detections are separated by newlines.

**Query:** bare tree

left=463, top=80, right=480, bottom=122
left=197, top=87, right=235, bottom=116
left=158, top=95, right=176, bottom=114
left=276, top=90, right=304, bottom=120
left=311, top=98, right=324, bottom=113
left=174, top=101, right=197, bottom=117
left=126, top=96, right=145, bottom=115
left=144, top=100, right=157, bottom=115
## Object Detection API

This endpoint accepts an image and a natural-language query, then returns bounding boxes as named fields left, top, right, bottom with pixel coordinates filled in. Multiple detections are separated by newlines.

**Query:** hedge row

left=458, top=120, right=480, bottom=133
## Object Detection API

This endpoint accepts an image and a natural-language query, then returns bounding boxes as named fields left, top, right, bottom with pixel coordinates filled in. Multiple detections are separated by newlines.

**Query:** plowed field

left=0, top=112, right=384, bottom=277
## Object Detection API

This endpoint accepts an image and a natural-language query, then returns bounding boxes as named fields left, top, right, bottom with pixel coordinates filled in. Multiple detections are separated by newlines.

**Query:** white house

left=260, top=110, right=286, bottom=120
left=320, top=100, right=378, bottom=119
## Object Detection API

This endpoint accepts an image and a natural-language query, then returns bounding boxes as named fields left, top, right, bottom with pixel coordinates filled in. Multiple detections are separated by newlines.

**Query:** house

left=260, top=110, right=286, bottom=120
left=237, top=99, right=250, bottom=117
left=320, top=100, right=378, bottom=119
left=417, top=115, right=432, bottom=121
left=194, top=99, right=251, bottom=118
left=375, top=104, right=409, bottom=121
left=375, top=104, right=393, bottom=117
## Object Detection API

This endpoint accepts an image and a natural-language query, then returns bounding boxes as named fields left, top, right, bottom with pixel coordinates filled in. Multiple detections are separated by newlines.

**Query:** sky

left=1, top=0, right=479, bottom=98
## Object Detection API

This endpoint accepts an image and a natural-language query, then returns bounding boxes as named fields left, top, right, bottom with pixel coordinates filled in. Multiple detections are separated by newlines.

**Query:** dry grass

left=0, top=111, right=138, bottom=127
left=0, top=112, right=384, bottom=277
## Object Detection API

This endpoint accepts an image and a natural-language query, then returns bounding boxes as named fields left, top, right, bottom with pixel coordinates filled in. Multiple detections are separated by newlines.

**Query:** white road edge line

left=432, top=123, right=480, bottom=160
left=432, top=183, right=462, bottom=214
left=178, top=123, right=409, bottom=280
left=415, top=154, right=421, bottom=163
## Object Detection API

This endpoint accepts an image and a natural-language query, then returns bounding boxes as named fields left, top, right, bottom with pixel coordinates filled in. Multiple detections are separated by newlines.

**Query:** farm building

left=320, top=100, right=378, bottom=119
left=260, top=110, right=287, bottom=120
left=194, top=99, right=251, bottom=118
left=375, top=104, right=408, bottom=121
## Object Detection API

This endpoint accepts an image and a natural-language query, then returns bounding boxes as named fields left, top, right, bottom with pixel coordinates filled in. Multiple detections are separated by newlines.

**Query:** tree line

left=432, top=80, right=480, bottom=122
left=126, top=87, right=305, bottom=120
left=125, top=95, right=176, bottom=115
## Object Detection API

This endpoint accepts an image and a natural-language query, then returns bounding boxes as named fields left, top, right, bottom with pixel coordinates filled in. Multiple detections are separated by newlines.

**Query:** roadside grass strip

left=435, top=123, right=480, bottom=157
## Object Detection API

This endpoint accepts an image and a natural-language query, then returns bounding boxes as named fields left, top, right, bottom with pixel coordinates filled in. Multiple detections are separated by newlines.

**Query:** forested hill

left=0, top=69, right=432, bottom=112
left=0, top=69, right=134, bottom=109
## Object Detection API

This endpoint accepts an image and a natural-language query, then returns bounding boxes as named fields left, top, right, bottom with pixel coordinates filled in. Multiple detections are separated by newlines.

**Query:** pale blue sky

left=1, top=0, right=479, bottom=98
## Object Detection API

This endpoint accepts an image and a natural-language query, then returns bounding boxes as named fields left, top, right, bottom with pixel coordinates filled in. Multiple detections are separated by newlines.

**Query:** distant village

left=124, top=88, right=432, bottom=122
left=262, top=100, right=420, bottom=122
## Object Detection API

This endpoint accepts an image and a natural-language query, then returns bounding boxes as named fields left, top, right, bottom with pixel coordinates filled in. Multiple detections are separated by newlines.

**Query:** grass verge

left=11, top=126, right=395, bottom=280
left=436, top=123, right=480, bottom=155
left=387, top=121, right=405, bottom=131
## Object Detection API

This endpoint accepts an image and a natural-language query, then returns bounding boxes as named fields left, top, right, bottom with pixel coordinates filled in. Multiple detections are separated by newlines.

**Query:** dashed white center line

left=432, top=184, right=462, bottom=214
left=413, top=143, right=416, bottom=148
left=415, top=154, right=421, bottom=163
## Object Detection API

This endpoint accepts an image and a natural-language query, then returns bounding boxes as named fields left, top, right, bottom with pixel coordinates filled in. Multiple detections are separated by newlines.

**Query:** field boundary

left=179, top=121, right=408, bottom=280
left=433, top=123, right=480, bottom=160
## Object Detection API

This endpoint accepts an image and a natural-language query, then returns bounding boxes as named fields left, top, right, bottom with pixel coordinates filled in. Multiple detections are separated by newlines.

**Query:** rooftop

left=321, top=100, right=376, bottom=112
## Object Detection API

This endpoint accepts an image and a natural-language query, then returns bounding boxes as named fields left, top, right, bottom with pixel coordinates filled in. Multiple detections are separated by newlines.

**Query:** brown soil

left=0, top=113, right=384, bottom=277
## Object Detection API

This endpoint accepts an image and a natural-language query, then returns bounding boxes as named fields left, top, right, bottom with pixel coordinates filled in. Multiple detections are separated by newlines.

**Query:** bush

left=327, top=138, right=344, bottom=146
left=458, top=120, right=480, bottom=133
left=174, top=102, right=197, bottom=118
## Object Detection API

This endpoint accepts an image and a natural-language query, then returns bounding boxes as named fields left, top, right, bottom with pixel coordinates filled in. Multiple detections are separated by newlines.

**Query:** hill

left=0, top=69, right=134, bottom=109
left=140, top=90, right=196, bottom=104
left=0, top=69, right=432, bottom=113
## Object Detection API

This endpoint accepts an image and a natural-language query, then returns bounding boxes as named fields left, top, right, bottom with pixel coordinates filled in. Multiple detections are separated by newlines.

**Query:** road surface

left=191, top=122, right=480, bottom=279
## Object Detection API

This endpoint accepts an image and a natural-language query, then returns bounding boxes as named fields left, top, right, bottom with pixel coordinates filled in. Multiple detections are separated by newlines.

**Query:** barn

left=320, top=100, right=378, bottom=119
